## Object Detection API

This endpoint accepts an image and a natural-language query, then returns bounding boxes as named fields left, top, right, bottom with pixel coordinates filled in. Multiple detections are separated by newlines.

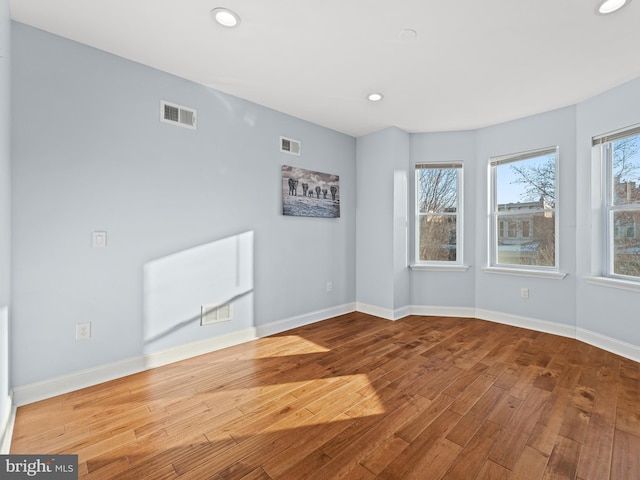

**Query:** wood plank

left=576, top=361, right=618, bottom=480
left=394, top=393, right=455, bottom=443
left=441, top=420, right=503, bottom=480
left=542, top=435, right=581, bottom=480
left=446, top=386, right=505, bottom=447
left=611, top=430, right=640, bottom=480
left=558, top=385, right=595, bottom=444
left=359, top=434, right=409, bottom=475
left=475, top=460, right=511, bottom=480
left=510, top=445, right=549, bottom=480
left=262, top=413, right=355, bottom=479
left=527, top=387, right=571, bottom=456
left=376, top=409, right=462, bottom=480
left=489, top=387, right=551, bottom=470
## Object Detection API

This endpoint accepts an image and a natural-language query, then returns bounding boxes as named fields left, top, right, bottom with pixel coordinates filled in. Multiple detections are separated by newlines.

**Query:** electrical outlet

left=326, top=281, right=333, bottom=292
left=520, top=288, right=529, bottom=299
left=76, top=322, right=91, bottom=340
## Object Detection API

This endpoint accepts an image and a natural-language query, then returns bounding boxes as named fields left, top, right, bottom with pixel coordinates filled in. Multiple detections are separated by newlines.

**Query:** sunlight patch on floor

left=204, top=374, right=386, bottom=442
left=252, top=335, right=331, bottom=357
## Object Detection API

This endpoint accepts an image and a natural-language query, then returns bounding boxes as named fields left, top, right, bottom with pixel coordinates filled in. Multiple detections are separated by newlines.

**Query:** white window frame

left=594, top=124, right=640, bottom=283
left=488, top=146, right=560, bottom=273
left=413, top=162, right=464, bottom=269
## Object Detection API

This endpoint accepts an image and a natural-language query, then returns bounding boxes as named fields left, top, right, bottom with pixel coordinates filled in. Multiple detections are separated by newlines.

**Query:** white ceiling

left=9, top=0, right=640, bottom=137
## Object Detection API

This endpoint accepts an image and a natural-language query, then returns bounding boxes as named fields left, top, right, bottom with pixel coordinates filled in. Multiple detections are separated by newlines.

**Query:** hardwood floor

left=10, top=312, right=640, bottom=479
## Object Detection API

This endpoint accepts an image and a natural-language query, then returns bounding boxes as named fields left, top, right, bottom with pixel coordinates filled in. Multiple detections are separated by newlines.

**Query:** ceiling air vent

left=160, top=100, right=197, bottom=130
left=280, top=136, right=301, bottom=156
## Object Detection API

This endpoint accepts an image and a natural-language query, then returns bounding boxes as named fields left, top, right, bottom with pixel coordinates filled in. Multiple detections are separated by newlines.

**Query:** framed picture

left=282, top=165, right=340, bottom=218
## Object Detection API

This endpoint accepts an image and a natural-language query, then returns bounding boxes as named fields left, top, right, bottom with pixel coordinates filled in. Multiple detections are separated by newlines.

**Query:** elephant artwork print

left=282, top=165, right=340, bottom=218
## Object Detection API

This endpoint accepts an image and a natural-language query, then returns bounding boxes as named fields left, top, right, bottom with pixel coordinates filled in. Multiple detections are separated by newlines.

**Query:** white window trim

left=592, top=124, right=640, bottom=284
left=488, top=146, right=561, bottom=273
left=482, top=266, right=567, bottom=280
left=414, top=162, right=464, bottom=266
left=410, top=264, right=470, bottom=272
left=584, top=275, right=640, bottom=292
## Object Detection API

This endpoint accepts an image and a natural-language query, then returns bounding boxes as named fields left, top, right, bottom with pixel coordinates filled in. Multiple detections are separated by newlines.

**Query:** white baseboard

left=12, top=327, right=258, bottom=407
left=255, top=303, right=356, bottom=337
left=143, top=327, right=258, bottom=370
left=355, top=302, right=394, bottom=320
left=474, top=308, right=577, bottom=340
left=0, top=395, right=15, bottom=454
left=393, top=306, right=412, bottom=320
left=576, top=327, right=640, bottom=364
left=356, top=302, right=412, bottom=320
left=409, top=305, right=476, bottom=318
left=11, top=303, right=357, bottom=407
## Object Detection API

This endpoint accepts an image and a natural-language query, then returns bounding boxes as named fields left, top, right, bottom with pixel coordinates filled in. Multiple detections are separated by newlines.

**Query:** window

left=415, top=163, right=463, bottom=264
left=489, top=147, right=558, bottom=269
left=594, top=126, right=640, bottom=280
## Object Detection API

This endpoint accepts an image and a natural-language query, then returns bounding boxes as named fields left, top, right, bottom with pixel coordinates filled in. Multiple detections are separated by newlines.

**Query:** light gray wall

left=0, top=0, right=11, bottom=442
left=356, top=129, right=396, bottom=310
left=576, top=77, right=640, bottom=344
left=356, top=127, right=410, bottom=312
left=474, top=106, right=578, bottom=326
left=11, top=23, right=356, bottom=386
left=391, top=128, right=411, bottom=311
left=410, top=131, right=477, bottom=308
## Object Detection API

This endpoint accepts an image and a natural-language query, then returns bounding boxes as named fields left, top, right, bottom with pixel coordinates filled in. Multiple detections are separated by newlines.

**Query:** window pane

left=419, top=215, right=457, bottom=262
left=613, top=210, right=640, bottom=277
left=496, top=153, right=556, bottom=210
left=497, top=212, right=555, bottom=266
left=417, top=167, right=458, bottom=214
left=612, top=134, right=640, bottom=206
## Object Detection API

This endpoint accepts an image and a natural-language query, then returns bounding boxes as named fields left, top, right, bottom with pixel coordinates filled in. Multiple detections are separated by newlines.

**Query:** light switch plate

left=92, top=231, right=107, bottom=248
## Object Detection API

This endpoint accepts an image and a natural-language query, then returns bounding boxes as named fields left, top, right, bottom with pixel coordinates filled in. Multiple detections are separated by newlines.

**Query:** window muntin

left=490, top=147, right=558, bottom=269
left=599, top=129, right=640, bottom=280
left=415, top=163, right=462, bottom=264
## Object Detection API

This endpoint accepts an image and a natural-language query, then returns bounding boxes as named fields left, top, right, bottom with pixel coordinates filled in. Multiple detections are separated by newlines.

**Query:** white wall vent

left=280, top=136, right=301, bottom=156
left=161, top=100, right=197, bottom=130
left=201, top=303, right=233, bottom=326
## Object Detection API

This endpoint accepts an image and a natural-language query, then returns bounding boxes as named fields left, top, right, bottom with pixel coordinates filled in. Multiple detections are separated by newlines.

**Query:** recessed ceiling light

left=597, top=0, right=630, bottom=14
left=211, top=8, right=241, bottom=27
left=368, top=93, right=384, bottom=102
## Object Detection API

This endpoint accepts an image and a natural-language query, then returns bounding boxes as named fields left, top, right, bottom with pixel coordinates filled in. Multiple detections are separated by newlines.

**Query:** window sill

left=583, top=276, right=640, bottom=293
left=410, top=264, right=470, bottom=272
left=481, top=266, right=567, bottom=280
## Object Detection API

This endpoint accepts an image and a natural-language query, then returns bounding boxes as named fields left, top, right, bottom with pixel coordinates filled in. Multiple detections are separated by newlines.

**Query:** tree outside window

left=607, top=134, right=640, bottom=278
left=416, top=163, right=462, bottom=264
left=490, top=147, right=558, bottom=268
